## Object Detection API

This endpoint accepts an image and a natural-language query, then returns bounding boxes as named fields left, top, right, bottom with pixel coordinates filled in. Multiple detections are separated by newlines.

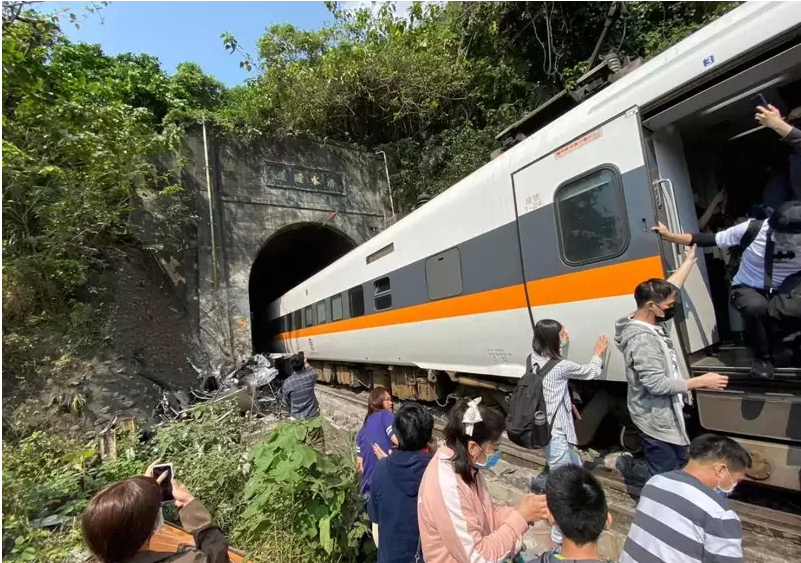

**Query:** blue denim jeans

left=545, top=431, right=581, bottom=545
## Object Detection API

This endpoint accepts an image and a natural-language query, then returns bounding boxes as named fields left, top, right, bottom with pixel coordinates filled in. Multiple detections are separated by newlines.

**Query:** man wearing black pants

left=654, top=201, right=801, bottom=379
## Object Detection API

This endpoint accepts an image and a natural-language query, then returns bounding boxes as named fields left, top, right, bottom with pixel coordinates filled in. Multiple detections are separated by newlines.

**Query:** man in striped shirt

left=621, top=434, right=752, bottom=563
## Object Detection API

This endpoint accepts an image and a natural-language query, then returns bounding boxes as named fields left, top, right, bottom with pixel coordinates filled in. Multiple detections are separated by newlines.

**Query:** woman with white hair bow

left=416, top=398, right=548, bottom=563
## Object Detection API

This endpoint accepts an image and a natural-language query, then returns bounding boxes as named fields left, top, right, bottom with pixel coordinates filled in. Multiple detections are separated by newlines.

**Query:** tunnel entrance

left=249, top=223, right=357, bottom=353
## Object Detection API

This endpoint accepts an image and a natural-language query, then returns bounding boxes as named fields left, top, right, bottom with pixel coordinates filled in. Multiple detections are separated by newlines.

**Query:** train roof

left=270, top=1, right=801, bottom=317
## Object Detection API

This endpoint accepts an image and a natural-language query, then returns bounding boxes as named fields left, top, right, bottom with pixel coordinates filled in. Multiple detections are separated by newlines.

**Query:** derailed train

left=268, top=2, right=801, bottom=491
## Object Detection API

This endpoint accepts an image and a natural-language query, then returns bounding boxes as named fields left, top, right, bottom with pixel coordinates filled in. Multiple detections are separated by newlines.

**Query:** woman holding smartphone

left=81, top=461, right=229, bottom=563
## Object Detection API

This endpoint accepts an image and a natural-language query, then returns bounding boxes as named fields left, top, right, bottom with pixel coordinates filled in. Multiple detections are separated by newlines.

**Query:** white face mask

left=713, top=466, right=737, bottom=497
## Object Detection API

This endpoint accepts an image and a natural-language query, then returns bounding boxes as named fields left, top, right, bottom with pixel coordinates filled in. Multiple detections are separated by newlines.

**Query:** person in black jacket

left=368, top=402, right=436, bottom=563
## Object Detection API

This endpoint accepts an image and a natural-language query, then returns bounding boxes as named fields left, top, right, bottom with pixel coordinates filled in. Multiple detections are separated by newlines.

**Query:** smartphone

left=529, top=475, right=547, bottom=495
left=751, top=93, right=769, bottom=108
left=151, top=463, right=174, bottom=503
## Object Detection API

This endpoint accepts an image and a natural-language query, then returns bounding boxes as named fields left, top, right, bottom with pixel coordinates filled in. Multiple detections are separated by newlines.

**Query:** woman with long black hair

left=529, top=318, right=608, bottom=547
left=417, top=398, right=547, bottom=563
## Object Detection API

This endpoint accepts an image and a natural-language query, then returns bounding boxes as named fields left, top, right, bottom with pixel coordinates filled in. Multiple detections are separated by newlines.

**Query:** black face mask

left=654, top=304, right=676, bottom=323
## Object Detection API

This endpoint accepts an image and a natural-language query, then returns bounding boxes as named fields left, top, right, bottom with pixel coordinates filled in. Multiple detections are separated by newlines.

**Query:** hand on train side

left=683, top=244, right=698, bottom=267
left=687, top=372, right=728, bottom=391
left=651, top=222, right=671, bottom=239
left=593, top=335, right=610, bottom=357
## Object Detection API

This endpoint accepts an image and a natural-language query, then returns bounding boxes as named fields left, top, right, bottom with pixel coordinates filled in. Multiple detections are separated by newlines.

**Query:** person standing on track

left=528, top=318, right=609, bottom=547
left=417, top=398, right=548, bottom=563
left=368, top=402, right=436, bottom=563
left=356, top=386, right=398, bottom=546
left=615, top=245, right=729, bottom=476
left=620, top=434, right=751, bottom=563
left=281, top=351, right=320, bottom=421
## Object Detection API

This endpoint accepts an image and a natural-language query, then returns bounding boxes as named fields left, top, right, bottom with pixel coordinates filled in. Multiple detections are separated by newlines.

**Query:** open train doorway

left=249, top=223, right=356, bottom=353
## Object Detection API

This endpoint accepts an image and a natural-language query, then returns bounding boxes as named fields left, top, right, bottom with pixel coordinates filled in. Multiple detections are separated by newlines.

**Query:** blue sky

left=46, top=1, right=339, bottom=86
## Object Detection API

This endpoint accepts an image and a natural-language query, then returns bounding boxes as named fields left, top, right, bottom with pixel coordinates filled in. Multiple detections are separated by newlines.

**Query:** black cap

left=768, top=200, right=801, bottom=233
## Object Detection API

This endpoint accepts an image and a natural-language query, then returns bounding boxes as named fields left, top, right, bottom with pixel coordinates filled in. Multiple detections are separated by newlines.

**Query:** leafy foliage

left=2, top=405, right=366, bottom=563
left=234, top=417, right=368, bottom=562
left=1, top=3, right=223, bottom=389
left=219, top=1, right=739, bottom=210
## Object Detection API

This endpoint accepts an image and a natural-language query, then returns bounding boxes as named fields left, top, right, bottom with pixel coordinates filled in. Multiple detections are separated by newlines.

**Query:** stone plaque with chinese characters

left=261, top=162, right=345, bottom=195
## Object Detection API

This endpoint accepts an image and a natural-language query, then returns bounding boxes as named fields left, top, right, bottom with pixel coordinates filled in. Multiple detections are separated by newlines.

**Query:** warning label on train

left=555, top=129, right=603, bottom=159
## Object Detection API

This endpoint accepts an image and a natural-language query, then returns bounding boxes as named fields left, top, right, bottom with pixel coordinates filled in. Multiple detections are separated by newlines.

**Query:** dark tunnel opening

left=249, top=223, right=357, bottom=353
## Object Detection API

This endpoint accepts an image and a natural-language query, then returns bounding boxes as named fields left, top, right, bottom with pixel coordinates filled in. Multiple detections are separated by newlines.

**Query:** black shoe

left=750, top=359, right=775, bottom=380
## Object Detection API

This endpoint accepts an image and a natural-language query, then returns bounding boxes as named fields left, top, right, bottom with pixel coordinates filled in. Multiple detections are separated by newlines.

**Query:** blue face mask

left=475, top=448, right=501, bottom=471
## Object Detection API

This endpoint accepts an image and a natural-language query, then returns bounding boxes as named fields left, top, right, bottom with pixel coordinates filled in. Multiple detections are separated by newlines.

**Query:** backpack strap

left=525, top=353, right=533, bottom=374
left=738, top=219, right=764, bottom=250
left=535, top=358, right=564, bottom=428
left=537, top=358, right=560, bottom=378
left=764, top=226, right=775, bottom=293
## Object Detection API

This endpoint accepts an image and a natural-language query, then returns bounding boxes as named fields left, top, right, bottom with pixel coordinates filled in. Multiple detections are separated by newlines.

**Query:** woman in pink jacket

left=418, top=398, right=547, bottom=563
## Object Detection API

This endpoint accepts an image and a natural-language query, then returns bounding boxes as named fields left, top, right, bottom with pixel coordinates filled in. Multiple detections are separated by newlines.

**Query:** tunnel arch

left=249, top=222, right=357, bottom=353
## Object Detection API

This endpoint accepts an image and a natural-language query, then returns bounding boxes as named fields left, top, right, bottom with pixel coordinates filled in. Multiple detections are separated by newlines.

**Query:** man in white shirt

left=654, top=201, right=801, bottom=379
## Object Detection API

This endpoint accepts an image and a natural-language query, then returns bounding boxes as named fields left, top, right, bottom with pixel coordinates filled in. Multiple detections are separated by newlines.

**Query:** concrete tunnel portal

left=249, top=223, right=357, bottom=353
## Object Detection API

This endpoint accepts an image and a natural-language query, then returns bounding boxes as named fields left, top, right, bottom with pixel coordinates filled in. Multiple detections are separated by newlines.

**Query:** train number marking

left=487, top=348, right=512, bottom=363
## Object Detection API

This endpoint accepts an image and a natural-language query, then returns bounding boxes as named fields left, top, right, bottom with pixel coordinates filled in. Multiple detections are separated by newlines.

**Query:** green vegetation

left=1, top=1, right=738, bottom=382
left=2, top=404, right=366, bottom=562
left=2, top=1, right=741, bottom=560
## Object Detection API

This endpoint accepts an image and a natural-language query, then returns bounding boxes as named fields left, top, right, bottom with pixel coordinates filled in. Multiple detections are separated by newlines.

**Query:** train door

left=510, top=107, right=666, bottom=382
left=644, top=128, right=719, bottom=353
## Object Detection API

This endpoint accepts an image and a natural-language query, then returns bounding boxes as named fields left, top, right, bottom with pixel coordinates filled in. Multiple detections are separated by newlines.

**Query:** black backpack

left=505, top=356, right=561, bottom=449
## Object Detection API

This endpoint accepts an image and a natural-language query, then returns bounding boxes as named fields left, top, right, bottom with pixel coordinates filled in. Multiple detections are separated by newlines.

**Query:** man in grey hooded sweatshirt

left=615, top=245, right=729, bottom=477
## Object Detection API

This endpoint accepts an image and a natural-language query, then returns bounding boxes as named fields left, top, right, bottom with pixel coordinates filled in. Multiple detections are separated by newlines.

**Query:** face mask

left=713, top=467, right=737, bottom=497
left=559, top=329, right=570, bottom=350
left=653, top=303, right=676, bottom=323
left=474, top=447, right=501, bottom=471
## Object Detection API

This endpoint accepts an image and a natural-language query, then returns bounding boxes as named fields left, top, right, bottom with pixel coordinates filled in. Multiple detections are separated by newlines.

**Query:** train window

left=555, top=167, right=629, bottom=265
left=349, top=286, right=365, bottom=317
left=304, top=306, right=314, bottom=327
left=425, top=248, right=462, bottom=300
left=281, top=315, right=288, bottom=333
left=316, top=300, right=326, bottom=324
left=374, top=277, right=392, bottom=310
left=293, top=310, right=302, bottom=330
left=332, top=294, right=344, bottom=321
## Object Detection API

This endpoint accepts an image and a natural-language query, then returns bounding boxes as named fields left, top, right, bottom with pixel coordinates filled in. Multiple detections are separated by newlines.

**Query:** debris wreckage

left=156, top=354, right=287, bottom=422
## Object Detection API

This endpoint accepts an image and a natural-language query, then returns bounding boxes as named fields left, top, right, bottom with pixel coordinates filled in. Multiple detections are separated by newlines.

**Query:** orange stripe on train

left=276, top=255, right=663, bottom=340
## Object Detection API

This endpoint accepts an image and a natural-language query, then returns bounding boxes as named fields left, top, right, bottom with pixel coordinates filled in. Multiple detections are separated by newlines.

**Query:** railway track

left=315, top=385, right=801, bottom=554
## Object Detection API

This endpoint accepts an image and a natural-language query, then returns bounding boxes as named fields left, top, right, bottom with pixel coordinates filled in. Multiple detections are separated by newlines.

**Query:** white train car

left=267, top=2, right=801, bottom=490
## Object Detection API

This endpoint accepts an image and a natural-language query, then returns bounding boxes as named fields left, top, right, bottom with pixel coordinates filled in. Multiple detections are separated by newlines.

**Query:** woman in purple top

left=356, top=386, right=398, bottom=496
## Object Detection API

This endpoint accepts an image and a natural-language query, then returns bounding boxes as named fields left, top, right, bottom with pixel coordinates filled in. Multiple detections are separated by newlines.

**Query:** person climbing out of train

left=653, top=200, right=801, bottom=379
left=615, top=245, right=730, bottom=477
left=417, top=398, right=548, bottom=563
left=527, top=319, right=609, bottom=547
left=368, top=402, right=436, bottom=563
left=756, top=105, right=801, bottom=200
left=355, top=386, right=398, bottom=547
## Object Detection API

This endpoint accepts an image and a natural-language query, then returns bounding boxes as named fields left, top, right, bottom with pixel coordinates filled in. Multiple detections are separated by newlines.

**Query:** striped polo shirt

left=620, top=470, right=743, bottom=563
